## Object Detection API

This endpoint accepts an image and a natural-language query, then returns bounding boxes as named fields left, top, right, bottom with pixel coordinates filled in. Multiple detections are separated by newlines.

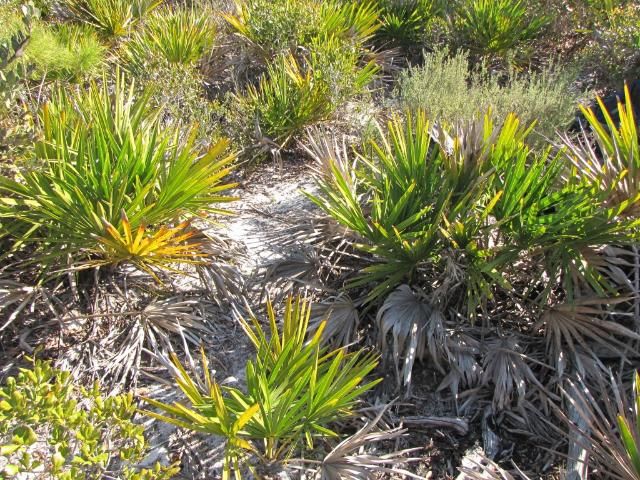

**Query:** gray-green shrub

left=396, top=49, right=582, bottom=142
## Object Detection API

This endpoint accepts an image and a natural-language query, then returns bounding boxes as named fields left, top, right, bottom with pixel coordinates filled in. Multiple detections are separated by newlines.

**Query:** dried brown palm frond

left=584, top=245, right=638, bottom=292
left=377, top=284, right=447, bottom=389
left=536, top=297, right=640, bottom=378
left=84, top=290, right=214, bottom=388
left=0, top=280, right=49, bottom=333
left=559, top=369, right=640, bottom=480
left=499, top=393, right=560, bottom=444
left=259, top=246, right=327, bottom=299
left=481, top=336, right=547, bottom=412
left=438, top=332, right=482, bottom=398
left=257, top=214, right=367, bottom=300
left=431, top=116, right=496, bottom=172
left=309, top=293, right=360, bottom=347
left=301, top=127, right=357, bottom=191
left=315, top=404, right=425, bottom=480
left=458, top=453, right=531, bottom=480
left=196, top=231, right=247, bottom=305
left=259, top=209, right=364, bottom=276
left=141, top=297, right=210, bottom=349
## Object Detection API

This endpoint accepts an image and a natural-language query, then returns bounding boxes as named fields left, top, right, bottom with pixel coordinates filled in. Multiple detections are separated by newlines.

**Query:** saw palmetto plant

left=452, top=0, right=549, bottom=59
left=122, top=7, right=215, bottom=70
left=562, top=83, right=640, bottom=216
left=91, top=211, right=209, bottom=281
left=143, top=296, right=380, bottom=479
left=306, top=107, right=640, bottom=395
left=65, top=0, right=161, bottom=37
left=238, top=53, right=334, bottom=147
left=373, top=0, right=444, bottom=49
left=0, top=73, right=237, bottom=276
left=307, top=111, right=517, bottom=304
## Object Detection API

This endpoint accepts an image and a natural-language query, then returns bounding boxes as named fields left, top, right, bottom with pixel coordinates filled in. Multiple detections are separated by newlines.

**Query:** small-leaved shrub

left=223, top=0, right=320, bottom=59
left=0, top=358, right=179, bottom=479
left=224, top=0, right=380, bottom=60
left=579, top=3, right=640, bottom=89
left=143, top=296, right=380, bottom=478
left=141, top=62, right=224, bottom=142
left=397, top=49, right=581, bottom=142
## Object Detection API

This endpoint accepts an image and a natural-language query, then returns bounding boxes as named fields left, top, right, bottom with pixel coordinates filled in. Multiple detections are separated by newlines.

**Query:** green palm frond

left=143, top=296, right=380, bottom=476
left=0, top=72, right=237, bottom=275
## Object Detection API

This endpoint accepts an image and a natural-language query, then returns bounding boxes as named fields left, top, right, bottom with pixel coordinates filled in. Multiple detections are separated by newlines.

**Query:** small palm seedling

left=122, top=8, right=215, bottom=71
left=0, top=72, right=237, bottom=278
left=452, top=0, right=549, bottom=60
left=142, top=296, right=380, bottom=478
left=65, top=0, right=161, bottom=38
left=0, top=357, right=178, bottom=479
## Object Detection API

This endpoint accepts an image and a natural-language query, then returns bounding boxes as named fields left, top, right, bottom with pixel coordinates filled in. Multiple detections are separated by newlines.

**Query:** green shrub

left=584, top=0, right=635, bottom=18
left=25, top=23, right=105, bottom=80
left=143, top=296, right=380, bottom=478
left=451, top=0, right=549, bottom=60
left=0, top=3, right=36, bottom=162
left=65, top=0, right=161, bottom=37
left=226, top=0, right=379, bottom=151
left=223, top=0, right=380, bottom=60
left=579, top=3, right=640, bottom=89
left=140, top=62, right=224, bottom=142
left=0, top=73, right=237, bottom=276
left=224, top=0, right=316, bottom=57
left=397, top=49, right=580, bottom=142
left=308, top=35, right=379, bottom=106
left=123, top=7, right=215, bottom=70
left=0, top=358, right=179, bottom=479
